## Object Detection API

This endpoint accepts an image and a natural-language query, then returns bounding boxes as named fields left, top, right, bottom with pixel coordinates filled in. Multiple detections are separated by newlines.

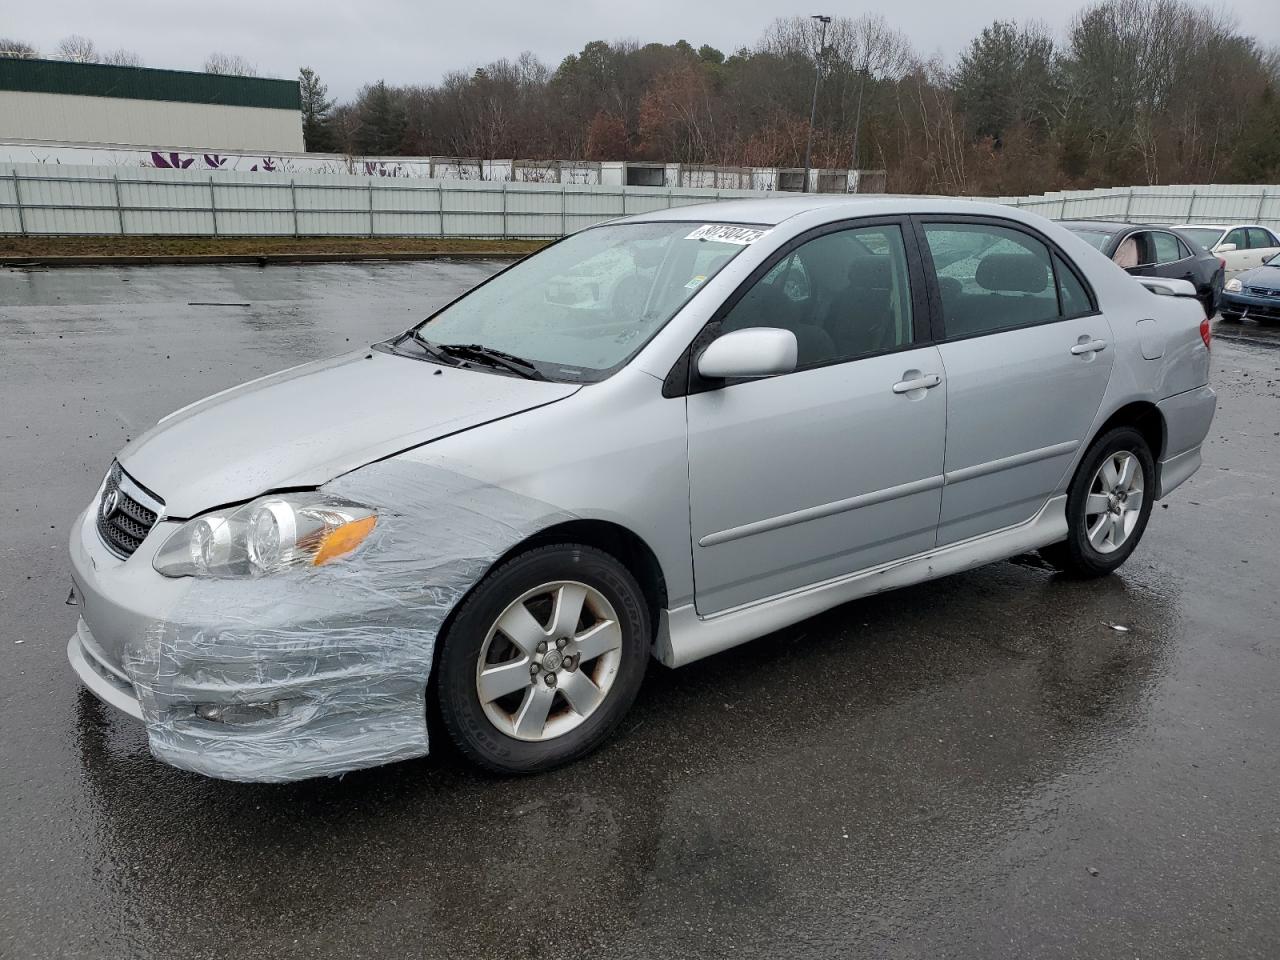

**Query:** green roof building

left=0, top=57, right=303, bottom=152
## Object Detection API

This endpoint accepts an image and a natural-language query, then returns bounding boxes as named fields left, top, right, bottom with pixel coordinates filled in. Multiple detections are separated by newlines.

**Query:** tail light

left=1218, top=257, right=1227, bottom=271
left=1200, top=317, right=1212, bottom=350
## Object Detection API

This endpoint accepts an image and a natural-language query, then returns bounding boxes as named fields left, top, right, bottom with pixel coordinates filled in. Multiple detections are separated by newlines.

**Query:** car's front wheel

left=1039, top=426, right=1155, bottom=578
left=436, top=544, right=650, bottom=774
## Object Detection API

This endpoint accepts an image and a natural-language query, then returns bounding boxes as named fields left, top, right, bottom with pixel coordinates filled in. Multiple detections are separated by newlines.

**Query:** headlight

left=1225, top=277, right=1242, bottom=292
left=154, top=494, right=377, bottom=578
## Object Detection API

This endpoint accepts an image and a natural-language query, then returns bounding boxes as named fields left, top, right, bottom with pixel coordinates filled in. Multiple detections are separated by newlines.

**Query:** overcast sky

left=17, top=0, right=1280, bottom=100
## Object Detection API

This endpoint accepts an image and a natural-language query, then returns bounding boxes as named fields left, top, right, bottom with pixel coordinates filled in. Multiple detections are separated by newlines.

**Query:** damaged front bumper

left=67, top=458, right=569, bottom=783
left=67, top=501, right=434, bottom=782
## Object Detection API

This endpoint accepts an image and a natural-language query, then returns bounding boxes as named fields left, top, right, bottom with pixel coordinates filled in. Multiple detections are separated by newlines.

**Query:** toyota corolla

left=68, top=197, right=1216, bottom=782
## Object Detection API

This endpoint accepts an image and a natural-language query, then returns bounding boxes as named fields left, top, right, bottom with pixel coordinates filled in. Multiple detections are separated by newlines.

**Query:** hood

left=119, top=348, right=579, bottom=518
left=1236, top=261, right=1280, bottom=288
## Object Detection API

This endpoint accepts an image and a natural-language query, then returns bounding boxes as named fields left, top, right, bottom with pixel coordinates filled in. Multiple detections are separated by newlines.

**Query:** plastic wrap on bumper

left=123, top=458, right=570, bottom=783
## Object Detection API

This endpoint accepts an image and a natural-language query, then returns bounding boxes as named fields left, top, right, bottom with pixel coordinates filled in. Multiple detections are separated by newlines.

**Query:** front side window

left=1224, top=228, right=1248, bottom=249
left=412, top=221, right=757, bottom=380
left=720, top=224, right=915, bottom=368
left=923, top=223, right=1061, bottom=337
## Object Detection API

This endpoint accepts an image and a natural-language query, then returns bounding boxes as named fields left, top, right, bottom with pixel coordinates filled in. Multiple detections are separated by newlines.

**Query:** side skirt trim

left=655, top=495, right=1068, bottom=668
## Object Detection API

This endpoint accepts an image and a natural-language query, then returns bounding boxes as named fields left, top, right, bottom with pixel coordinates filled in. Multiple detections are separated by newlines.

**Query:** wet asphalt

left=1, top=262, right=1278, bottom=959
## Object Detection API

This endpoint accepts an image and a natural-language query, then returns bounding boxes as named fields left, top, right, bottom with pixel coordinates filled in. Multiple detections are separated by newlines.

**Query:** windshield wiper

left=435, top=343, right=549, bottom=381
left=404, top=330, right=466, bottom=366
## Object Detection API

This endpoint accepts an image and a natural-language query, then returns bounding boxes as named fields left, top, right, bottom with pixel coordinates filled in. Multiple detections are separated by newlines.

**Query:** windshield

left=1179, top=227, right=1223, bottom=249
left=409, top=221, right=763, bottom=380
left=1063, top=227, right=1114, bottom=252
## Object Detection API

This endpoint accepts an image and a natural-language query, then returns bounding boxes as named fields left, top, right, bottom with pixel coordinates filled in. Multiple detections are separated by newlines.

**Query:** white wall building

left=0, top=57, right=302, bottom=153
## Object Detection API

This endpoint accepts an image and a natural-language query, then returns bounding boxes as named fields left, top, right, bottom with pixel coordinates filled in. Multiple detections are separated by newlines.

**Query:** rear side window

left=1054, top=254, right=1092, bottom=317
left=1176, top=237, right=1193, bottom=260
left=1247, top=227, right=1277, bottom=249
left=1151, top=232, right=1183, bottom=264
left=923, top=223, right=1060, bottom=337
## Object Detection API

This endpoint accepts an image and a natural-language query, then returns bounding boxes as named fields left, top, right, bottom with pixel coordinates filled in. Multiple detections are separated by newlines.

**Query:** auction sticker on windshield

left=685, top=224, right=770, bottom=245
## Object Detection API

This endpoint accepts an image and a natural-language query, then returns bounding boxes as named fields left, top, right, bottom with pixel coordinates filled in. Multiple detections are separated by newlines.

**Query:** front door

left=917, top=218, right=1116, bottom=546
left=685, top=220, right=947, bottom=615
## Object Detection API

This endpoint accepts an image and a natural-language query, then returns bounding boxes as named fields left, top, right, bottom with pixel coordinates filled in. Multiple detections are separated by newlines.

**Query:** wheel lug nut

left=530, top=662, right=540, bottom=676
left=536, top=640, right=548, bottom=654
left=564, top=655, right=578, bottom=672
left=556, top=637, right=568, bottom=649
left=544, top=673, right=557, bottom=687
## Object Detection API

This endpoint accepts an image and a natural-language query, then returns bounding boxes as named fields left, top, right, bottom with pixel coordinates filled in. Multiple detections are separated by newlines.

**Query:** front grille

left=1247, top=286, right=1280, bottom=298
left=96, top=462, right=161, bottom=559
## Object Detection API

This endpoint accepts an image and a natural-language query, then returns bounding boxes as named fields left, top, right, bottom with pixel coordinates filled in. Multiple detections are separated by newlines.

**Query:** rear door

left=917, top=217, right=1115, bottom=546
left=684, top=219, right=947, bottom=614
left=1247, top=227, right=1280, bottom=269
left=1136, top=230, right=1198, bottom=286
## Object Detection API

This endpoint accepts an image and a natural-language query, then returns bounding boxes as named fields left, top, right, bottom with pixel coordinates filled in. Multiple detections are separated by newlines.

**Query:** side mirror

left=697, top=327, right=798, bottom=380
left=1217, top=243, right=1237, bottom=252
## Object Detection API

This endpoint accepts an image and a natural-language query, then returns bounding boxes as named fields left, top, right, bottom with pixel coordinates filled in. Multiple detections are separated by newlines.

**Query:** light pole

left=851, top=50, right=870, bottom=183
left=801, top=14, right=831, bottom=194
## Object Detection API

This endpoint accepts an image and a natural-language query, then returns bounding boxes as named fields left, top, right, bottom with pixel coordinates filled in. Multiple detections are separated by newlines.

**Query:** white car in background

left=1174, top=223, right=1280, bottom=274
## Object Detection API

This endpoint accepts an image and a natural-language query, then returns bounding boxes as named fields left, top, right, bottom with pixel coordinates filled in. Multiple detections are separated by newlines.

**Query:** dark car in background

left=1221, top=252, right=1280, bottom=324
left=1061, top=220, right=1224, bottom=318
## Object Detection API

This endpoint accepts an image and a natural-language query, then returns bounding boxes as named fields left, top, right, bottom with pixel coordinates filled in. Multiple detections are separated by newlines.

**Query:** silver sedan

left=68, top=196, right=1217, bottom=781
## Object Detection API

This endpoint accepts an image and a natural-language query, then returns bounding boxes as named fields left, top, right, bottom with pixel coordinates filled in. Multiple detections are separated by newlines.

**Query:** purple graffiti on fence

left=203, top=154, right=228, bottom=169
left=150, top=151, right=195, bottom=169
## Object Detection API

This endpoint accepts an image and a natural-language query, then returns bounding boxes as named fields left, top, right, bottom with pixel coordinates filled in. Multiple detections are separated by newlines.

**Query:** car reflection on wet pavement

left=2, top=263, right=1278, bottom=959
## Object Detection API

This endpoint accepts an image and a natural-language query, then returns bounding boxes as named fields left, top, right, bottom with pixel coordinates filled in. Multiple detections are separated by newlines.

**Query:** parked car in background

left=1221, top=252, right=1280, bottom=323
left=67, top=197, right=1216, bottom=783
left=1173, top=223, right=1280, bottom=274
left=1061, top=220, right=1223, bottom=318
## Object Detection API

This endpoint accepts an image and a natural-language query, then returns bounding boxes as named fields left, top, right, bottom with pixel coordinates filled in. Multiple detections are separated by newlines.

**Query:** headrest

left=847, top=255, right=891, bottom=288
left=975, top=253, right=1048, bottom=294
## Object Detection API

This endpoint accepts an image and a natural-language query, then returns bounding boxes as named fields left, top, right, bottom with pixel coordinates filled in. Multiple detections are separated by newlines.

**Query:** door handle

left=1070, top=338, right=1108, bottom=355
left=892, top=373, right=942, bottom=394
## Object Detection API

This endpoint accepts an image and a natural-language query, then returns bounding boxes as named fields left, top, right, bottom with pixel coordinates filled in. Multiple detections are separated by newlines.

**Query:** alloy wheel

left=475, top=580, right=624, bottom=742
left=1084, top=450, right=1145, bottom=554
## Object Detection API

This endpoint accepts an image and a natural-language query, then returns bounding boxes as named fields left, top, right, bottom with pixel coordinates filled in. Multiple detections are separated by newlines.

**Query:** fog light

left=194, top=700, right=297, bottom=724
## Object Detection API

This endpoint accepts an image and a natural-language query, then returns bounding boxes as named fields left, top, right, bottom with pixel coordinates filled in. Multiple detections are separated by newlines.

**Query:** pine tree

left=299, top=66, right=336, bottom=152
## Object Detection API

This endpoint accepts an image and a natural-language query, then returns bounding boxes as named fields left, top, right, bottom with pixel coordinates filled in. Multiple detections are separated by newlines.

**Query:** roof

left=625, top=194, right=1027, bottom=227
left=1059, top=219, right=1127, bottom=232
left=0, top=57, right=300, bottom=111
left=1062, top=220, right=1202, bottom=234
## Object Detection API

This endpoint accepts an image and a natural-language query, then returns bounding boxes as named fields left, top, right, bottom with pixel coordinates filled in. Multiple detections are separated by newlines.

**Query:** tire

left=436, top=543, right=650, bottom=774
left=1219, top=311, right=1243, bottom=323
left=1038, top=426, right=1155, bottom=578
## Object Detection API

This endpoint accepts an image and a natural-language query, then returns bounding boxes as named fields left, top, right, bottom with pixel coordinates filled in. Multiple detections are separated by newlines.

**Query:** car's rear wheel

left=436, top=544, right=650, bottom=774
left=1039, top=426, right=1155, bottom=578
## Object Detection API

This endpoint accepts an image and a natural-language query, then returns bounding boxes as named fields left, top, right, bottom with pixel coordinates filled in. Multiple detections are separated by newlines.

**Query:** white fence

left=0, top=140, right=882, bottom=193
left=997, top=184, right=1280, bottom=230
left=2, top=164, right=1278, bottom=238
left=0, top=163, right=780, bottom=238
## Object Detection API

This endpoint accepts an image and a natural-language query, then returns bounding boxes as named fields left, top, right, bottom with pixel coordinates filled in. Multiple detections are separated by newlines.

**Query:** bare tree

left=101, top=49, right=143, bottom=67
left=204, top=52, right=258, bottom=77
left=0, top=38, right=39, bottom=59
left=55, top=34, right=98, bottom=62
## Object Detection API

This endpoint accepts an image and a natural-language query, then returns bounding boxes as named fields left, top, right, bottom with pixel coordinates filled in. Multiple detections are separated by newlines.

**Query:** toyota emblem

left=102, top=488, right=121, bottom=520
